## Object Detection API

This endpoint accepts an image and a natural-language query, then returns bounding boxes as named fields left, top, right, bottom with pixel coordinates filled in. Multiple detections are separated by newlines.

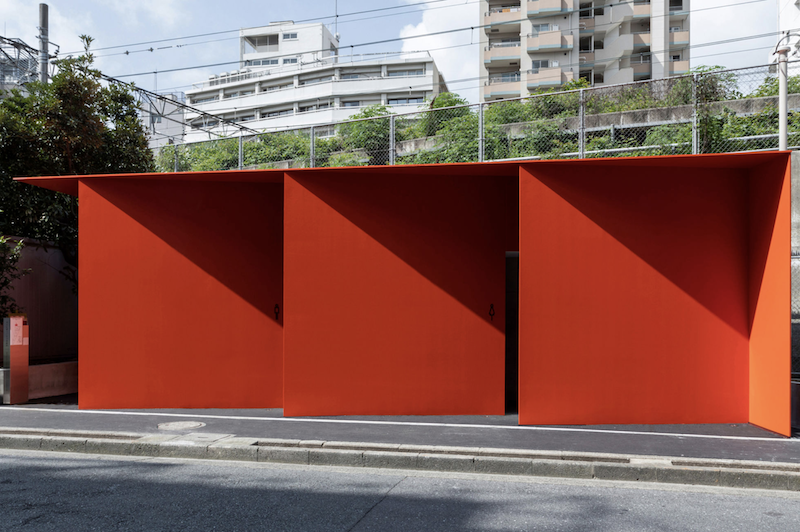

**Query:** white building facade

left=480, top=0, right=691, bottom=101
left=183, top=22, right=447, bottom=143
left=778, top=1, right=800, bottom=40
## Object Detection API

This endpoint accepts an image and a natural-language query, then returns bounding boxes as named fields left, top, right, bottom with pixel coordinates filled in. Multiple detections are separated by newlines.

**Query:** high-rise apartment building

left=183, top=22, right=446, bottom=143
left=480, top=0, right=690, bottom=101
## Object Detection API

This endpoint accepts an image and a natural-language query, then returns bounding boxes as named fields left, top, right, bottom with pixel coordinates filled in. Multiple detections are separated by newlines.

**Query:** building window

left=283, top=58, right=298, bottom=65
left=238, top=115, right=255, bottom=122
left=266, top=109, right=294, bottom=118
left=341, top=73, right=361, bottom=80
left=247, top=59, right=279, bottom=66
left=671, top=54, right=681, bottom=62
left=191, top=120, right=218, bottom=129
left=191, top=95, right=219, bottom=104
left=531, top=24, right=550, bottom=34
left=342, top=101, right=360, bottom=107
left=388, top=97, right=424, bottom=105
left=387, top=69, right=424, bottom=77
left=283, top=33, right=298, bottom=40
left=530, top=60, right=550, bottom=73
left=247, top=34, right=278, bottom=53
left=150, top=115, right=161, bottom=124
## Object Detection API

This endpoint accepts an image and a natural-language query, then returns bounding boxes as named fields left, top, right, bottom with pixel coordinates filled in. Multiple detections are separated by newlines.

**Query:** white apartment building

left=480, top=0, right=690, bottom=101
left=183, top=22, right=447, bottom=143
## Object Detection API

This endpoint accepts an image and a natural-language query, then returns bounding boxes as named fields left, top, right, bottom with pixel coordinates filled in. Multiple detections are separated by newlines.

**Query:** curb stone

left=1, top=429, right=799, bottom=492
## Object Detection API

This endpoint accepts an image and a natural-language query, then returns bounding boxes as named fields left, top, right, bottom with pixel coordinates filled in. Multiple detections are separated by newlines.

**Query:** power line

left=106, top=0, right=771, bottom=82
left=62, top=0, right=459, bottom=55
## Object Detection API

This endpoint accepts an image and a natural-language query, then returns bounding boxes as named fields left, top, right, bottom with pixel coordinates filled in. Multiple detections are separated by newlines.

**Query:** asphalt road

left=2, top=404, right=799, bottom=464
left=2, top=449, right=799, bottom=532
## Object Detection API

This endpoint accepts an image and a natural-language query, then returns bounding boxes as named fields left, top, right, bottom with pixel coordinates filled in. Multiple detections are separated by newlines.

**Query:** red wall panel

left=748, top=159, right=791, bottom=436
left=78, top=179, right=283, bottom=408
left=518, top=164, right=752, bottom=425
left=283, top=171, right=518, bottom=415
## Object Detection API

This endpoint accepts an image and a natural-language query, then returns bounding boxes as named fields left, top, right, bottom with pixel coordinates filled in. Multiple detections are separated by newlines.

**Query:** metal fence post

left=691, top=74, right=699, bottom=155
left=389, top=115, right=395, bottom=165
left=578, top=89, right=586, bottom=159
left=310, top=126, right=316, bottom=168
left=478, top=102, right=485, bottom=163
left=778, top=47, right=789, bottom=151
left=238, top=134, right=243, bottom=170
left=174, top=144, right=179, bottom=173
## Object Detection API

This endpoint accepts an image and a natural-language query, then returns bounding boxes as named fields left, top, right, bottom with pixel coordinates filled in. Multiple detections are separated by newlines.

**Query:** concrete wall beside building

left=480, top=0, right=691, bottom=102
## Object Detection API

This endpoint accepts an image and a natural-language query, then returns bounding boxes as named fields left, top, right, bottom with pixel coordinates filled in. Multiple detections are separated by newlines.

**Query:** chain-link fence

left=154, top=61, right=800, bottom=171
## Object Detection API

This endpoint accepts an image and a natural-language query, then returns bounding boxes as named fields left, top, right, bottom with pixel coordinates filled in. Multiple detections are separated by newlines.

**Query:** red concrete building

left=17, top=152, right=792, bottom=436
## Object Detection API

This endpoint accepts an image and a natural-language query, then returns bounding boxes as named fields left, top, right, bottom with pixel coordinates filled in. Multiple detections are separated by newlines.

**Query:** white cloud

left=105, top=0, right=188, bottom=29
left=399, top=0, right=480, bottom=103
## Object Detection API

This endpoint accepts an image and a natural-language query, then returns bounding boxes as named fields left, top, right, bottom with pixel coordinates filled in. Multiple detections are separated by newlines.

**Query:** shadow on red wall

left=292, top=172, right=519, bottom=332
left=79, top=179, right=284, bottom=408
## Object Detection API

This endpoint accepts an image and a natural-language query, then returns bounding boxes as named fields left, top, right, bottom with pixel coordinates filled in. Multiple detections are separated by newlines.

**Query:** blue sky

left=0, top=0, right=781, bottom=103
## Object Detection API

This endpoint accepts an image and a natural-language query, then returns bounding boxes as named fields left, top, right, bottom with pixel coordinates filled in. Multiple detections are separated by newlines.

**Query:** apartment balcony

left=669, top=31, right=689, bottom=48
left=526, top=67, right=573, bottom=88
left=579, top=17, right=594, bottom=32
left=578, top=52, right=595, bottom=66
left=527, top=0, right=573, bottom=19
left=484, top=6, right=522, bottom=33
left=633, top=32, right=651, bottom=48
left=484, top=43, right=522, bottom=67
left=633, top=4, right=651, bottom=18
left=669, top=60, right=690, bottom=75
left=632, top=62, right=651, bottom=79
left=669, top=1, right=689, bottom=18
left=595, top=34, right=634, bottom=65
left=484, top=74, right=522, bottom=99
left=527, top=32, right=573, bottom=52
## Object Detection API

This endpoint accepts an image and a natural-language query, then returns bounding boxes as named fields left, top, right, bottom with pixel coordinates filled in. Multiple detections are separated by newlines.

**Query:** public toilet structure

left=17, top=152, right=792, bottom=436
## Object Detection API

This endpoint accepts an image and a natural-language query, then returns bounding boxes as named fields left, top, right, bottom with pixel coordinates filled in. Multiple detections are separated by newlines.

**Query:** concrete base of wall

left=0, top=361, right=77, bottom=403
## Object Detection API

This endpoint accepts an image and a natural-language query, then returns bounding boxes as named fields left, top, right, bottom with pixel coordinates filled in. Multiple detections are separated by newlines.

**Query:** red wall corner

left=748, top=155, right=792, bottom=436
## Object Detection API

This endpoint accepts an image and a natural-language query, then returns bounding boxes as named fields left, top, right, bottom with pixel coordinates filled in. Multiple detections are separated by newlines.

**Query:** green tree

left=337, top=104, right=392, bottom=165
left=0, top=36, right=154, bottom=309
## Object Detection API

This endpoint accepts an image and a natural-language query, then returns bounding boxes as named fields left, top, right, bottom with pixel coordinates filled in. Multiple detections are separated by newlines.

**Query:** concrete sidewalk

left=1, top=402, right=799, bottom=492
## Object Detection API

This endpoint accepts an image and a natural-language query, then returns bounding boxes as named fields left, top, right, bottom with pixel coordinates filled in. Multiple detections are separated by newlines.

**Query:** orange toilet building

left=17, top=152, right=792, bottom=436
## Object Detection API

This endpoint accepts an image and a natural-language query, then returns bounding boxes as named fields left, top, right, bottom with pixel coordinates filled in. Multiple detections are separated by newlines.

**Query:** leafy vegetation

left=0, top=36, right=153, bottom=312
left=157, top=66, right=793, bottom=171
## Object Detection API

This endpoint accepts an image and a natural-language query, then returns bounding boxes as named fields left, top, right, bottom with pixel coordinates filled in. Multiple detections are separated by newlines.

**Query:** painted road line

left=2, top=406, right=798, bottom=443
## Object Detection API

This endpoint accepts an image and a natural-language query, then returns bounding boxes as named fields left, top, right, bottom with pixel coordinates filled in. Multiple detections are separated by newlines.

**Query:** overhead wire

left=104, top=0, right=771, bottom=82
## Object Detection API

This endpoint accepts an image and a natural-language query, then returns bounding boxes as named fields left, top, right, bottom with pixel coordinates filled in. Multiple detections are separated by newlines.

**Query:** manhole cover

left=158, top=421, right=206, bottom=431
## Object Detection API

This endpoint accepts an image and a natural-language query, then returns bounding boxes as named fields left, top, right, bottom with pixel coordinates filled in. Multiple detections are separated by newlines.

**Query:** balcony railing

left=669, top=31, right=689, bottom=46
left=527, top=0, right=573, bottom=19
left=526, top=67, right=572, bottom=87
left=487, top=73, right=522, bottom=85
left=189, top=51, right=433, bottom=91
left=527, top=32, right=573, bottom=52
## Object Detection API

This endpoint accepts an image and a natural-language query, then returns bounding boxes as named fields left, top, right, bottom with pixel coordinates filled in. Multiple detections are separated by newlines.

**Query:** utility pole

left=38, top=3, right=48, bottom=83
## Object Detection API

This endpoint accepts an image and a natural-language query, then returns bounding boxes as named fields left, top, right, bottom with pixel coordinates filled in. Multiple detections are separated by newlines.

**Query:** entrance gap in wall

left=505, top=251, right=519, bottom=414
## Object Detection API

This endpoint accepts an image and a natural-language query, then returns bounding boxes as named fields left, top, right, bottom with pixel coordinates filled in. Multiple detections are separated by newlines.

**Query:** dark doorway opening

left=505, top=252, right=519, bottom=413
